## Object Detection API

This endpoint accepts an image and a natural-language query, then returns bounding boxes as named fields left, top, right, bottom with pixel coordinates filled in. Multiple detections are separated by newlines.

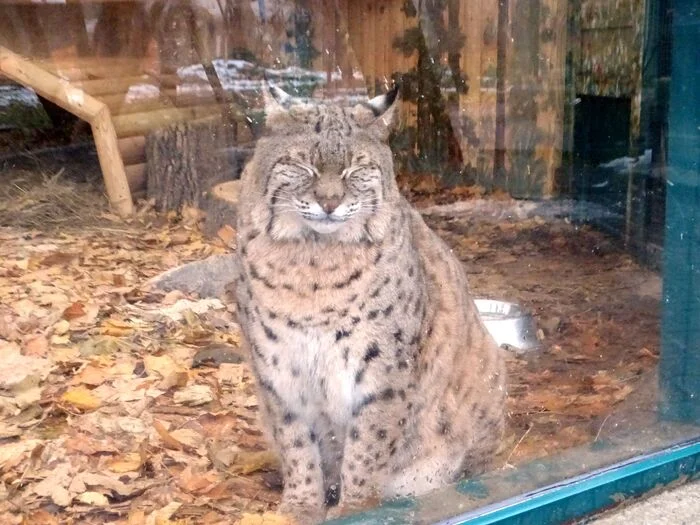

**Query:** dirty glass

left=0, top=1, right=698, bottom=524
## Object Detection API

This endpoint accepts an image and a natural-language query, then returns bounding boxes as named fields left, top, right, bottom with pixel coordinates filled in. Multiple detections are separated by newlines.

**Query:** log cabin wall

left=0, top=0, right=649, bottom=201
left=572, top=0, right=645, bottom=141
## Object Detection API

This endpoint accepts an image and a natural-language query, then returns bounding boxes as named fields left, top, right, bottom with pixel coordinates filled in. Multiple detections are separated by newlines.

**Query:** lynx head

left=241, top=84, right=401, bottom=244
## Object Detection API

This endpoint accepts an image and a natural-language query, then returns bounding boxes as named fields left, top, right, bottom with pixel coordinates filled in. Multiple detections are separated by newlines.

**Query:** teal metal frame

left=326, top=0, right=700, bottom=523
left=325, top=433, right=700, bottom=525
left=440, top=438, right=700, bottom=525
left=659, top=0, right=700, bottom=424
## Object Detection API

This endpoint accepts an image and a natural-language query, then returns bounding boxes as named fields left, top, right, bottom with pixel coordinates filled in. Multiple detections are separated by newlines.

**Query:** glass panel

left=0, top=1, right=698, bottom=524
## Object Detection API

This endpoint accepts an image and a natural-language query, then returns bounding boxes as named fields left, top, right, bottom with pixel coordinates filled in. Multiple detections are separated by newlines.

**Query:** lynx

left=234, top=85, right=505, bottom=523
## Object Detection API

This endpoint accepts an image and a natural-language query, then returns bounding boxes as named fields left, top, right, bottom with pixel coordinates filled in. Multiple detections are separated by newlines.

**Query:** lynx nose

left=316, top=194, right=343, bottom=214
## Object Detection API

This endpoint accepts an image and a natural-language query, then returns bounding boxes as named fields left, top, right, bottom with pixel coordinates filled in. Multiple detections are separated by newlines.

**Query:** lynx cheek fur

left=234, top=85, right=505, bottom=523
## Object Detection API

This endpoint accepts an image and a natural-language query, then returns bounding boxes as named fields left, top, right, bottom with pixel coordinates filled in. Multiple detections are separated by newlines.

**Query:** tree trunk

left=146, top=120, right=234, bottom=212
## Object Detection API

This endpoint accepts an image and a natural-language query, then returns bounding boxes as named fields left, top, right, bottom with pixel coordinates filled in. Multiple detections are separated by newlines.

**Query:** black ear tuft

left=366, top=85, right=400, bottom=116
left=365, top=86, right=400, bottom=141
left=384, top=85, right=400, bottom=107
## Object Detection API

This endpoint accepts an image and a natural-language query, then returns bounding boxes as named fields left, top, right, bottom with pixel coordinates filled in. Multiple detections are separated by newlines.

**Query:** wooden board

left=112, top=104, right=225, bottom=137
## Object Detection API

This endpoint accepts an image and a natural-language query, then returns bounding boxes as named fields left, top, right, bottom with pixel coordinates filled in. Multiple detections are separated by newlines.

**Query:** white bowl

left=474, top=299, right=540, bottom=352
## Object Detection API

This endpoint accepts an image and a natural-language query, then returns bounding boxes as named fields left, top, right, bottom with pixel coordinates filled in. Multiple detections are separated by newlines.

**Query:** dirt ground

left=0, top=176, right=661, bottom=524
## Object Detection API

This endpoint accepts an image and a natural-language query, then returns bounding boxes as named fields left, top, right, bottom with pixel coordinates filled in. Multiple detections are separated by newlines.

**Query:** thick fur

left=234, top=87, right=505, bottom=523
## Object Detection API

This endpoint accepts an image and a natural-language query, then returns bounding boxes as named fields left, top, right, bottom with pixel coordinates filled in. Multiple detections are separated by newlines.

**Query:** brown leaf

left=23, top=335, right=49, bottom=357
left=217, top=225, right=237, bottom=248
left=107, top=452, right=143, bottom=473
left=153, top=420, right=183, bottom=451
left=40, top=252, right=77, bottom=267
left=0, top=439, right=43, bottom=472
left=231, top=450, right=280, bottom=475
left=62, top=302, right=86, bottom=320
left=177, top=466, right=221, bottom=494
left=71, top=365, right=109, bottom=387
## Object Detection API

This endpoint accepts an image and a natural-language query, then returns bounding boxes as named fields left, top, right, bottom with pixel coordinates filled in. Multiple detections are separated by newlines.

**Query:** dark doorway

left=573, top=95, right=632, bottom=238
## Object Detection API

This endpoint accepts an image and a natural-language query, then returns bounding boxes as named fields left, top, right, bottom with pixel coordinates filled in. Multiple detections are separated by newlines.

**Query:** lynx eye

left=341, top=165, right=369, bottom=179
left=276, top=159, right=318, bottom=179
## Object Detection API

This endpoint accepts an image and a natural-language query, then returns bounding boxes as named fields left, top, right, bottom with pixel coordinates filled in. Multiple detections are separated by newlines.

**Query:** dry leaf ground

left=0, top=178, right=660, bottom=524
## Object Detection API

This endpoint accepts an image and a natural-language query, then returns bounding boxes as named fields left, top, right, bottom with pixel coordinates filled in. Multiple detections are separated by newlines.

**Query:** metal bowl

left=474, top=299, right=540, bottom=352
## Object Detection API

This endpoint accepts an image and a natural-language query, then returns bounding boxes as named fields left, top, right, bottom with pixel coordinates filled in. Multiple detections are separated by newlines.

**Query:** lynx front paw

left=278, top=501, right=326, bottom=525
left=325, top=494, right=382, bottom=521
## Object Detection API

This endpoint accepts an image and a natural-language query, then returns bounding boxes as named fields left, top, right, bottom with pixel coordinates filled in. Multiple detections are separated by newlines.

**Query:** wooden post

left=0, top=46, right=134, bottom=217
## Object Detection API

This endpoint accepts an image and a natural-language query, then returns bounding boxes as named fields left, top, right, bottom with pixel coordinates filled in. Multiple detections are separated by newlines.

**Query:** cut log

left=145, top=121, right=236, bottom=212
left=201, top=180, right=241, bottom=237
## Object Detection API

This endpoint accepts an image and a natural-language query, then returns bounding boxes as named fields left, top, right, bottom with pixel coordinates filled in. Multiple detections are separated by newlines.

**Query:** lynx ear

left=262, top=83, right=296, bottom=127
left=366, top=86, right=400, bottom=141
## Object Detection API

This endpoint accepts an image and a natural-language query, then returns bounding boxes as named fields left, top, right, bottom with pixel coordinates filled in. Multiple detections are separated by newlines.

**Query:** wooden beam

left=73, top=75, right=154, bottom=96
left=112, top=104, right=225, bottom=137
left=0, top=46, right=134, bottom=216
left=102, top=93, right=176, bottom=116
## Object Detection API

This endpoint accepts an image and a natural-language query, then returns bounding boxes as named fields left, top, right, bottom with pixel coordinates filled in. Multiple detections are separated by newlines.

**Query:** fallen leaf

left=232, top=450, right=280, bottom=475
left=177, top=466, right=221, bottom=494
left=23, top=335, right=49, bottom=357
left=170, top=428, right=205, bottom=450
left=238, top=512, right=299, bottom=525
left=100, top=318, right=134, bottom=337
left=173, top=385, right=214, bottom=406
left=70, top=472, right=133, bottom=497
left=75, top=491, right=109, bottom=506
left=107, top=452, right=143, bottom=473
left=0, top=439, right=42, bottom=472
left=216, top=363, right=245, bottom=386
left=53, top=319, right=70, bottom=336
left=71, top=365, right=109, bottom=387
left=40, top=252, right=77, bottom=267
left=61, top=387, right=101, bottom=411
left=32, top=463, right=74, bottom=507
left=62, top=302, right=86, bottom=320
left=153, top=420, right=183, bottom=451
left=145, top=501, right=182, bottom=525
left=217, top=225, right=237, bottom=248
left=143, top=354, right=185, bottom=382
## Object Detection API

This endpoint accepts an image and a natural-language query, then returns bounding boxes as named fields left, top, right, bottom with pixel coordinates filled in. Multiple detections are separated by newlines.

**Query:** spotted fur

left=235, top=86, right=505, bottom=523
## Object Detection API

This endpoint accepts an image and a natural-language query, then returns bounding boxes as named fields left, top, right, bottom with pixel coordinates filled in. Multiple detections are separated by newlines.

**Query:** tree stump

left=202, top=180, right=241, bottom=237
left=146, top=120, right=235, bottom=212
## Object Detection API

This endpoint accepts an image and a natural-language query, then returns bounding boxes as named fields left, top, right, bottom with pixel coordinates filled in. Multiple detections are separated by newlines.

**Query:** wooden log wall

left=0, top=0, right=647, bottom=200
left=571, top=0, right=645, bottom=148
left=456, top=0, right=499, bottom=185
